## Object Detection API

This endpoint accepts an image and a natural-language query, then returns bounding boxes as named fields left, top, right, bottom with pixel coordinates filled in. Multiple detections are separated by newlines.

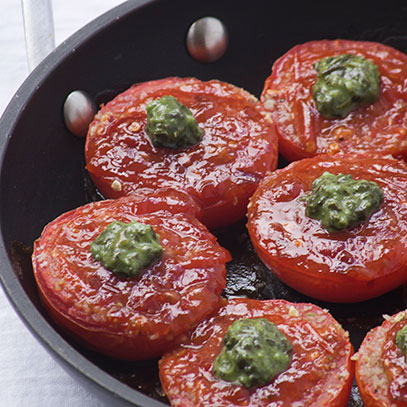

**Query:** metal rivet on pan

left=186, top=17, right=228, bottom=63
left=63, top=90, right=96, bottom=137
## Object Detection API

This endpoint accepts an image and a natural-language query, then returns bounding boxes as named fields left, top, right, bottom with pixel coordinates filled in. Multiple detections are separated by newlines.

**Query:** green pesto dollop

left=213, top=318, right=292, bottom=388
left=396, top=325, right=407, bottom=358
left=312, top=54, right=380, bottom=118
left=90, top=220, right=162, bottom=277
left=145, top=95, right=204, bottom=149
left=305, top=172, right=384, bottom=233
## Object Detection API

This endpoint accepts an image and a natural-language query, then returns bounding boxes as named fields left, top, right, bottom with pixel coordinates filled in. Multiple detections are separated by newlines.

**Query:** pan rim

left=0, top=0, right=169, bottom=406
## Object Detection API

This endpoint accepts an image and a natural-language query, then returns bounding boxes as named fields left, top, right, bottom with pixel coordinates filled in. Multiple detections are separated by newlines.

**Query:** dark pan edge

left=0, top=1, right=168, bottom=406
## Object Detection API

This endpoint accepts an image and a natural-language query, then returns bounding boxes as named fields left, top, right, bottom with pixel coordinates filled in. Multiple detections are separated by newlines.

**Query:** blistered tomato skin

left=32, top=188, right=230, bottom=360
left=159, top=298, right=354, bottom=407
left=246, top=154, right=407, bottom=303
left=261, top=40, right=407, bottom=162
left=85, top=77, right=278, bottom=229
left=356, top=310, right=407, bottom=407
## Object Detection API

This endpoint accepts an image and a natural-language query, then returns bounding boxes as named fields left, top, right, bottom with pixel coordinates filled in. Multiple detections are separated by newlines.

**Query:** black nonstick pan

left=1, top=0, right=407, bottom=406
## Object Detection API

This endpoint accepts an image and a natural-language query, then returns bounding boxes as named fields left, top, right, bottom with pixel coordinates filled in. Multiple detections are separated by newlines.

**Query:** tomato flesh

left=159, top=298, right=354, bottom=407
left=356, top=310, right=407, bottom=407
left=85, top=77, right=278, bottom=229
left=262, top=40, right=407, bottom=162
left=32, top=189, right=230, bottom=360
left=247, top=154, right=407, bottom=302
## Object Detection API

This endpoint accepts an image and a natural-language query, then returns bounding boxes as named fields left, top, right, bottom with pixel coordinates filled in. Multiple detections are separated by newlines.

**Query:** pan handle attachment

left=63, top=90, right=96, bottom=137
left=186, top=17, right=228, bottom=63
left=21, top=0, right=55, bottom=72
left=20, top=0, right=96, bottom=137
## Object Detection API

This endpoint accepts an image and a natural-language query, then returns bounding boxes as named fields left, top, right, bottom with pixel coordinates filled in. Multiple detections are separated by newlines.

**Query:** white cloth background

left=0, top=1, right=125, bottom=406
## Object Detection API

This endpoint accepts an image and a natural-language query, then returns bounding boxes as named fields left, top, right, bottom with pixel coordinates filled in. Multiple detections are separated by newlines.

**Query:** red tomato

left=261, top=40, right=407, bottom=162
left=246, top=154, right=407, bottom=303
left=32, top=188, right=231, bottom=360
left=159, top=298, right=354, bottom=407
left=356, top=310, right=407, bottom=407
left=85, top=77, right=278, bottom=229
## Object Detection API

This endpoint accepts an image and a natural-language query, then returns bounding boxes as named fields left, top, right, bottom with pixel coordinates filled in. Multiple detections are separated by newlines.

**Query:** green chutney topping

left=145, top=95, right=204, bottom=149
left=312, top=54, right=380, bottom=118
left=305, top=172, right=384, bottom=233
left=213, top=318, right=292, bottom=388
left=90, top=220, right=163, bottom=277
left=396, top=325, right=407, bottom=358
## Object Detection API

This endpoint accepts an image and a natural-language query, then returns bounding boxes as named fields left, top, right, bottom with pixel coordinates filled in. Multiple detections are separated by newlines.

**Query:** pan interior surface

left=1, top=0, right=407, bottom=406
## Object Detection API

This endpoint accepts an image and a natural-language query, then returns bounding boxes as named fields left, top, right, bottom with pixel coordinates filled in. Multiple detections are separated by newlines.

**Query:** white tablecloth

left=0, top=1, right=124, bottom=405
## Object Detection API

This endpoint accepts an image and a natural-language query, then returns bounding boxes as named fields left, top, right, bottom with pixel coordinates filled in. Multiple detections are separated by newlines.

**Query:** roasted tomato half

left=246, top=154, right=407, bottom=303
left=85, top=77, right=278, bottom=229
left=356, top=310, right=407, bottom=407
left=261, top=39, right=407, bottom=162
left=32, top=188, right=230, bottom=360
left=159, top=298, right=354, bottom=407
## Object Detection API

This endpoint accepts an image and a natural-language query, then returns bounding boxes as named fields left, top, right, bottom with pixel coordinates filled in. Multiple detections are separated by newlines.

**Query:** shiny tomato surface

left=159, top=298, right=354, bottom=407
left=32, top=189, right=230, bottom=360
left=85, top=77, right=278, bottom=229
left=356, top=310, right=407, bottom=407
left=261, top=40, right=407, bottom=162
left=246, top=154, right=407, bottom=303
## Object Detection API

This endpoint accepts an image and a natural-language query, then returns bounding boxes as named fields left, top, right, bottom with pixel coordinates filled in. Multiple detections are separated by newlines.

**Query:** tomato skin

left=32, top=189, right=230, bottom=360
left=159, top=298, right=354, bottom=407
left=85, top=77, right=278, bottom=229
left=356, top=310, right=407, bottom=407
left=246, top=154, right=407, bottom=303
left=262, top=40, right=407, bottom=162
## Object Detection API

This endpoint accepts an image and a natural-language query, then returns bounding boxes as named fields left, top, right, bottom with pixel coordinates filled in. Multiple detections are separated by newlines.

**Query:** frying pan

left=1, top=0, right=407, bottom=405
